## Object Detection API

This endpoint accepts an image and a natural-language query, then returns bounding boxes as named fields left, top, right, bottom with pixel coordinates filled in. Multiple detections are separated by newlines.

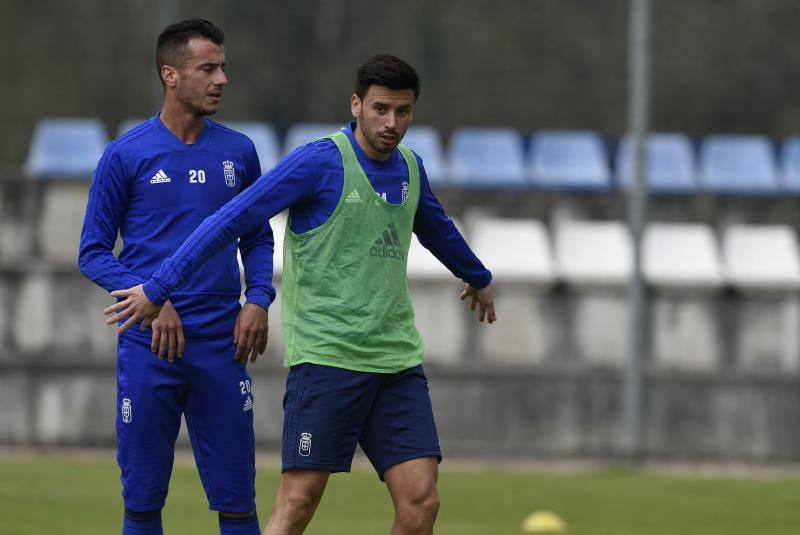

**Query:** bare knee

left=269, top=470, right=329, bottom=530
left=396, top=484, right=440, bottom=530
left=279, top=489, right=322, bottom=520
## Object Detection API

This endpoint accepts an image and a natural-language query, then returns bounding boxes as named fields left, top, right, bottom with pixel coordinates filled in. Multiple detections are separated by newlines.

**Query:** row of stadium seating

left=12, top=183, right=800, bottom=291
left=24, top=117, right=800, bottom=193
left=268, top=213, right=799, bottom=288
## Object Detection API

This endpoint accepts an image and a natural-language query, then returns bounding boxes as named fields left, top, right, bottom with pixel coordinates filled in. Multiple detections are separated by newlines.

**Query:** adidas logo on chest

left=149, top=169, right=172, bottom=184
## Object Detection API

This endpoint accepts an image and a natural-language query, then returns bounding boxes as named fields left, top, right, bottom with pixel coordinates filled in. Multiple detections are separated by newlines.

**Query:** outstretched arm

left=412, top=159, right=496, bottom=323
left=107, top=144, right=321, bottom=332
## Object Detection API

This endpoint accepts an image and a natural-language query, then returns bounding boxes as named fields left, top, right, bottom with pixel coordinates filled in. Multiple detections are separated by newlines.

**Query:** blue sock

left=123, top=509, right=163, bottom=535
left=219, top=511, right=260, bottom=535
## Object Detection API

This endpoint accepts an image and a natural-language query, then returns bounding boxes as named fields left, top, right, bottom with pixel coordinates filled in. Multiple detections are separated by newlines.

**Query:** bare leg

left=264, top=469, right=329, bottom=535
left=384, top=457, right=440, bottom=535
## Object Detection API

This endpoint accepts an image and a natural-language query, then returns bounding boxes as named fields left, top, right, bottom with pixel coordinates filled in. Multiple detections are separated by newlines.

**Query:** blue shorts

left=281, top=363, right=442, bottom=481
left=117, top=333, right=256, bottom=513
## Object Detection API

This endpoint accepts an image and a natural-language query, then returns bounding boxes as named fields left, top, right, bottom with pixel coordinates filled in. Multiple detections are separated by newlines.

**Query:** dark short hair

left=156, top=19, right=224, bottom=82
left=354, top=55, right=420, bottom=101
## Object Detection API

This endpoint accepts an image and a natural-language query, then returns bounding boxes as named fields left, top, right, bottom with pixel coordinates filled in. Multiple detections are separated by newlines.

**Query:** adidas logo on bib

left=370, top=222, right=405, bottom=261
left=345, top=189, right=363, bottom=203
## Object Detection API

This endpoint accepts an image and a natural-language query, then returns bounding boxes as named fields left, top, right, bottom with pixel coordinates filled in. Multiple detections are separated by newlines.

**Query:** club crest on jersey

left=223, top=160, right=236, bottom=188
left=121, top=397, right=132, bottom=423
left=299, top=432, right=312, bottom=457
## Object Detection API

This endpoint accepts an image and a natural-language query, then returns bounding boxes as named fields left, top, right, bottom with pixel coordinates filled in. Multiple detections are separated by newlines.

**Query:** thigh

left=282, top=364, right=380, bottom=474
left=184, top=337, right=256, bottom=513
left=117, top=333, right=185, bottom=511
left=360, top=365, right=442, bottom=481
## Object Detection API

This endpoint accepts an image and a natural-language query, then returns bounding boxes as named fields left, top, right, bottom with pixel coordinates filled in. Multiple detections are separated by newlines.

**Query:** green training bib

left=281, top=131, right=425, bottom=373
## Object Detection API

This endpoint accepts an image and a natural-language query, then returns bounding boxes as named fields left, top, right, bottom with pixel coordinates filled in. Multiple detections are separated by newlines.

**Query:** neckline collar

left=150, top=113, right=213, bottom=151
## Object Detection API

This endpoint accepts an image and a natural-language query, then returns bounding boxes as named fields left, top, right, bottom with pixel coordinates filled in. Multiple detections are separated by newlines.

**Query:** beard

left=189, top=100, right=219, bottom=117
left=177, top=88, right=220, bottom=117
left=359, top=122, right=398, bottom=155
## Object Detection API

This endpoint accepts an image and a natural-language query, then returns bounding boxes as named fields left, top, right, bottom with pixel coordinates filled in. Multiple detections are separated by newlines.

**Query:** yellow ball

left=521, top=511, right=566, bottom=533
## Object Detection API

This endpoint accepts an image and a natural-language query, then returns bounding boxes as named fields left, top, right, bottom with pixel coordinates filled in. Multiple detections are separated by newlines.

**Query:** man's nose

left=215, top=69, right=228, bottom=86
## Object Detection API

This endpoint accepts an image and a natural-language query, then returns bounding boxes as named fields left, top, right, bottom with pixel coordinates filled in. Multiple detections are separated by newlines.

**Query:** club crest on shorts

left=121, top=397, right=132, bottom=423
left=223, top=160, right=236, bottom=188
left=299, top=432, right=312, bottom=457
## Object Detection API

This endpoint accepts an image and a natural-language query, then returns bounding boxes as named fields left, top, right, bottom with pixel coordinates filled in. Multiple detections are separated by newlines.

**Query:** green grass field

left=1, top=453, right=798, bottom=535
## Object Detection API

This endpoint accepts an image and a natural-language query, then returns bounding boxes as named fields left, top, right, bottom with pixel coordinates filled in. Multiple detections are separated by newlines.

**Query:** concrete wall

left=5, top=362, right=800, bottom=462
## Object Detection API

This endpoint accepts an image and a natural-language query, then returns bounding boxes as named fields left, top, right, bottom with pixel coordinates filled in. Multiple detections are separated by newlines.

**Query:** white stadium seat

left=722, top=225, right=800, bottom=290
left=723, top=225, right=800, bottom=372
left=471, top=217, right=554, bottom=285
left=643, top=223, right=723, bottom=288
left=554, top=220, right=632, bottom=286
left=643, top=223, right=723, bottom=371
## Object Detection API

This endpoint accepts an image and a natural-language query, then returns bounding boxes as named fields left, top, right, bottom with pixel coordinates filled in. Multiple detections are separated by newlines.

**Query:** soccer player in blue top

left=78, top=19, right=272, bottom=535
left=106, top=55, right=496, bottom=535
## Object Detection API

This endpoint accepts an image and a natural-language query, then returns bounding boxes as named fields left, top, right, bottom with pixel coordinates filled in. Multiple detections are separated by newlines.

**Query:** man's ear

left=351, top=93, right=362, bottom=118
left=161, top=65, right=179, bottom=88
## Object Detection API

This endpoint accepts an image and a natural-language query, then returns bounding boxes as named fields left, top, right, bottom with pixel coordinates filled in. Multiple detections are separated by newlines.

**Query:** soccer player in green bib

left=106, top=55, right=496, bottom=535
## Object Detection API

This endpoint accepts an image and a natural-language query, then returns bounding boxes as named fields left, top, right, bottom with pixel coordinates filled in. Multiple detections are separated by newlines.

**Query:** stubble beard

left=359, top=122, right=395, bottom=155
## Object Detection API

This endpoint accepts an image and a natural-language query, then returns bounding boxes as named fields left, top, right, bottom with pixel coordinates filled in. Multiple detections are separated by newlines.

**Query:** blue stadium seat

left=283, top=123, right=343, bottom=155
left=223, top=122, right=280, bottom=173
left=616, top=133, right=697, bottom=193
left=780, top=137, right=800, bottom=192
left=448, top=127, right=527, bottom=186
left=529, top=130, right=611, bottom=190
left=401, top=126, right=447, bottom=185
left=699, top=135, right=778, bottom=194
left=26, top=118, right=108, bottom=179
left=117, top=118, right=145, bottom=137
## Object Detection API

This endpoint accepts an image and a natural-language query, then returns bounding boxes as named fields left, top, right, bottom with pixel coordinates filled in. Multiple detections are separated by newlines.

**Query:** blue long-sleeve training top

left=78, top=114, right=275, bottom=340
left=143, top=122, right=491, bottom=305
